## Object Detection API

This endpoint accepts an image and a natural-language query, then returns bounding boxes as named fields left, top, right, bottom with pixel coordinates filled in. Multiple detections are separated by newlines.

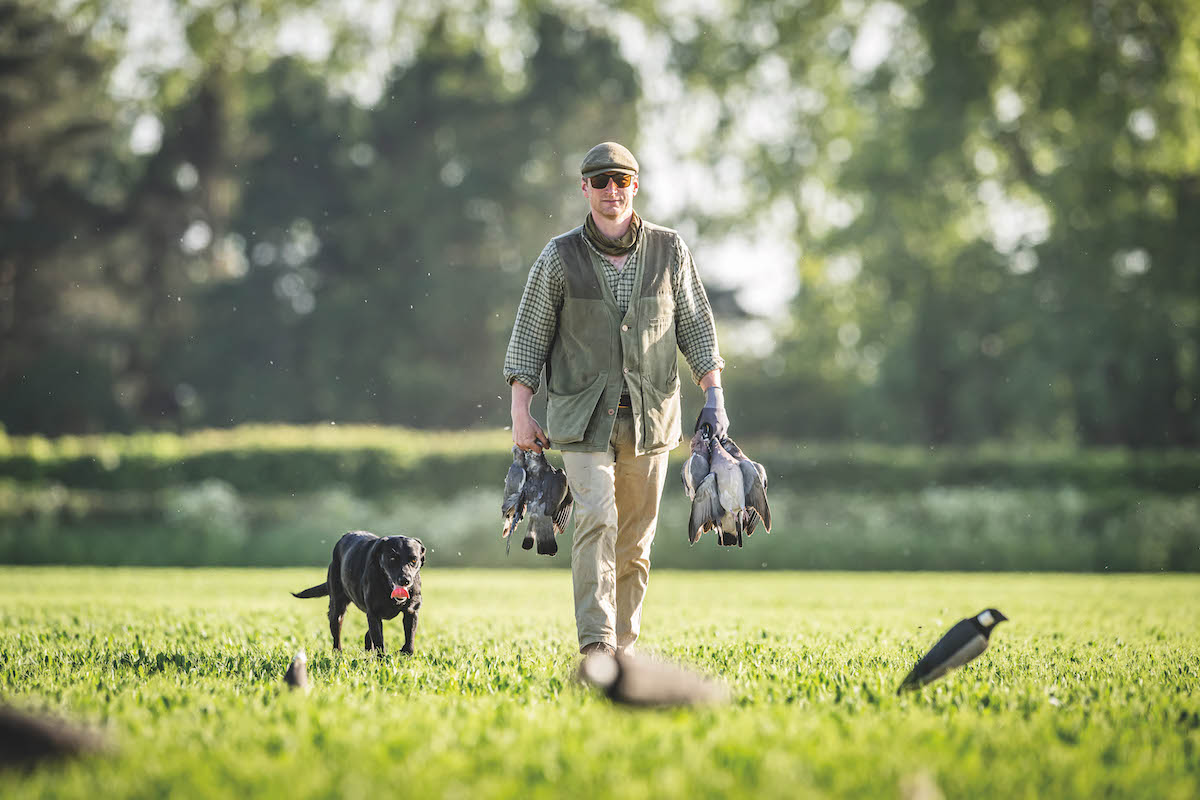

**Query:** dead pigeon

left=718, top=437, right=771, bottom=536
left=501, top=446, right=528, bottom=555
left=577, top=651, right=730, bottom=708
left=284, top=648, right=309, bottom=692
left=501, top=448, right=573, bottom=556
left=708, top=436, right=746, bottom=546
left=522, top=451, right=574, bottom=555
left=681, top=430, right=721, bottom=544
left=0, top=706, right=105, bottom=769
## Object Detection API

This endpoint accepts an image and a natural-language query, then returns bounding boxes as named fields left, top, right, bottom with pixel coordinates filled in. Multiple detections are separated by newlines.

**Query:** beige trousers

left=561, top=409, right=670, bottom=653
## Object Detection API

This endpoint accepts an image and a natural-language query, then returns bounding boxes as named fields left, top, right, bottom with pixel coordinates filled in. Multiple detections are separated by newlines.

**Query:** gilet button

left=607, top=408, right=615, bottom=415
left=621, top=324, right=629, bottom=331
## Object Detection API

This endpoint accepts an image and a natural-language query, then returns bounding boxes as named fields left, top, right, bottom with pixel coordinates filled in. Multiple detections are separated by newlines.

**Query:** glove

left=694, top=386, right=729, bottom=439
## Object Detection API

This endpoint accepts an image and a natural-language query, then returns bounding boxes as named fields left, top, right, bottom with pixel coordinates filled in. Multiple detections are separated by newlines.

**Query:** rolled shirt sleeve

left=503, top=241, right=565, bottom=393
left=671, top=237, right=725, bottom=384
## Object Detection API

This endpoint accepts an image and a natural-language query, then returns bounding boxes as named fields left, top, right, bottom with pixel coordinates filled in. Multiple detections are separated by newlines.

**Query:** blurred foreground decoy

left=577, top=651, right=730, bottom=708
left=284, top=648, right=309, bottom=693
left=501, top=447, right=573, bottom=556
left=897, top=608, right=1009, bottom=694
left=0, top=706, right=105, bottom=769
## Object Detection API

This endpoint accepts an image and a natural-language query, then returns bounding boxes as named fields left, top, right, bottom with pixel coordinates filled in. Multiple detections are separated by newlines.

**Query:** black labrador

left=293, top=531, right=425, bottom=655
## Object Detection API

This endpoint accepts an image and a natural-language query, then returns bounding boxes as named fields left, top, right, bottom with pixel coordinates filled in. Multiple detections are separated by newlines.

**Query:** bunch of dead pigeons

left=681, top=429, right=771, bottom=547
left=500, top=446, right=574, bottom=556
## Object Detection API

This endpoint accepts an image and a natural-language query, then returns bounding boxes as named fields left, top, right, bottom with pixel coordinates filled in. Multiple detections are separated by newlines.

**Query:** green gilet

left=544, top=222, right=682, bottom=456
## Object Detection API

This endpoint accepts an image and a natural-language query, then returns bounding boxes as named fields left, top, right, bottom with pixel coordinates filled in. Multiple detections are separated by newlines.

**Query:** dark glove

left=694, top=386, right=729, bottom=439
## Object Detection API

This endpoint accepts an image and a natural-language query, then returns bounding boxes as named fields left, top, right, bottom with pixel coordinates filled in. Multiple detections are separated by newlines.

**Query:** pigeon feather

left=688, top=472, right=722, bottom=544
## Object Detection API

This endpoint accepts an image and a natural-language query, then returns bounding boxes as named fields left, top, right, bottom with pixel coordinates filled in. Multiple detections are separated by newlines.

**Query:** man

left=504, top=141, right=728, bottom=658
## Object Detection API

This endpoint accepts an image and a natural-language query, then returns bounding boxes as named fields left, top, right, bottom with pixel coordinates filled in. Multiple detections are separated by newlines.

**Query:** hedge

left=1, top=425, right=1198, bottom=497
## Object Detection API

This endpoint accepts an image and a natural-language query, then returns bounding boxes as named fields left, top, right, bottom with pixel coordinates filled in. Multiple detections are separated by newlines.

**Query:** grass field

left=1, top=567, right=1197, bottom=799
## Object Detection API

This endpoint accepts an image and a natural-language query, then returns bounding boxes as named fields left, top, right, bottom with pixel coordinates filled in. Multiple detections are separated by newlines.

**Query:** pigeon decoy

left=718, top=437, right=771, bottom=536
left=522, top=451, right=573, bottom=556
left=284, top=648, right=309, bottom=693
left=0, top=706, right=104, bottom=769
left=577, top=651, right=730, bottom=708
left=897, top=608, right=1009, bottom=694
left=708, top=436, right=745, bottom=546
left=501, top=446, right=528, bottom=555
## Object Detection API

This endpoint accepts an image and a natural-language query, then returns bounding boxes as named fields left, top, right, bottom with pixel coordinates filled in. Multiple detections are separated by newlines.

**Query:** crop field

left=1, top=567, right=1197, bottom=799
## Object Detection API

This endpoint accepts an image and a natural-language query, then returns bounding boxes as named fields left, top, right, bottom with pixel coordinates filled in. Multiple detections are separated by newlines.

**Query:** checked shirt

left=504, top=227, right=724, bottom=393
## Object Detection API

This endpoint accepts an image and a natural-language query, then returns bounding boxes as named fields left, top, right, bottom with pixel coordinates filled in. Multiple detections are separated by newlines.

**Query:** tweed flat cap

left=580, top=142, right=639, bottom=178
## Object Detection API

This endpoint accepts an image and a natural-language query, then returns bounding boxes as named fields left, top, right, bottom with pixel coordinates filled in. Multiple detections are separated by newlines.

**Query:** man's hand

left=694, top=385, right=729, bottom=439
left=511, top=380, right=550, bottom=453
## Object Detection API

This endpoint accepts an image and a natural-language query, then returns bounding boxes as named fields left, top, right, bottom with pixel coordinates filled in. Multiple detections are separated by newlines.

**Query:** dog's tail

left=292, top=583, right=329, bottom=599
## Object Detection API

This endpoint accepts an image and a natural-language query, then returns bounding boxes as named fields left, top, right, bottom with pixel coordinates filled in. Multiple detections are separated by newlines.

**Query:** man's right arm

left=503, top=242, right=564, bottom=452
left=510, top=380, right=548, bottom=453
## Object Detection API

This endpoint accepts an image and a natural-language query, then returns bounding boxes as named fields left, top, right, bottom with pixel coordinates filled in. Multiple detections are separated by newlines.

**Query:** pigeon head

left=976, top=608, right=1007, bottom=628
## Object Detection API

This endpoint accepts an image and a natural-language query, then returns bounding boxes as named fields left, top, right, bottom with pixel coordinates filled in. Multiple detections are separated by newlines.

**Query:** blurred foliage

left=669, top=0, right=1200, bottom=446
left=1, top=480, right=1198, bottom=570
left=1, top=425, right=1199, bottom=570
left=1, top=424, right=1198, bottom=496
left=0, top=0, right=1196, bottom=448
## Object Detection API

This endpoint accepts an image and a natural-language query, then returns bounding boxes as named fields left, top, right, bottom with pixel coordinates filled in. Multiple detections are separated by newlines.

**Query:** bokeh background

left=2, top=0, right=1197, bottom=570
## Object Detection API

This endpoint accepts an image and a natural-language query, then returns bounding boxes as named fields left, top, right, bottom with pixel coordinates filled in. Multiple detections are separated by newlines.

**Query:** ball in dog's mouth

left=391, top=586, right=410, bottom=600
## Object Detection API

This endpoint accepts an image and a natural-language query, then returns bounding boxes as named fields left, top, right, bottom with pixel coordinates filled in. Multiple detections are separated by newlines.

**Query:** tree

left=0, top=0, right=128, bottom=432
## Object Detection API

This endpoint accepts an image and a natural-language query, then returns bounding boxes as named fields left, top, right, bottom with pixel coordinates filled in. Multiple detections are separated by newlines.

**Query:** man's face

left=582, top=172, right=638, bottom=221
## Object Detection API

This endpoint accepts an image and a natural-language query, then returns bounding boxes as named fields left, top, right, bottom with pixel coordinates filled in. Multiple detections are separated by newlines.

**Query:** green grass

left=1, top=568, right=1198, bottom=799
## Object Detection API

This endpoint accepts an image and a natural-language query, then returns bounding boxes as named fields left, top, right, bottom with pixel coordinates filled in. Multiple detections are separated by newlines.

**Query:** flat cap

left=580, top=142, right=639, bottom=178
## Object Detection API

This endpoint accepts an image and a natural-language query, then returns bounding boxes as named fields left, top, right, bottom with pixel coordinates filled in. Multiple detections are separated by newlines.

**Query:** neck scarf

left=584, top=211, right=641, bottom=257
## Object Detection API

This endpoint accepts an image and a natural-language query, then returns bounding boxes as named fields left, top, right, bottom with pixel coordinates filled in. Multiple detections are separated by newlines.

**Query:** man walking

left=504, top=142, right=728, bottom=657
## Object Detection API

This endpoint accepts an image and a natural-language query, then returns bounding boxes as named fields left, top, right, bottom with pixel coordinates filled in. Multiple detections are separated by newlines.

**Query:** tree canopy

left=1, top=0, right=1195, bottom=447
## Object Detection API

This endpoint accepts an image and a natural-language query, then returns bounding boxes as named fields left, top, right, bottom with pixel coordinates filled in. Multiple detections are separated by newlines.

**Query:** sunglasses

left=588, top=172, right=634, bottom=189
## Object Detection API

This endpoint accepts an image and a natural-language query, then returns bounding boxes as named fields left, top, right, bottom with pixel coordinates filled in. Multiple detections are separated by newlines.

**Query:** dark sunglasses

left=588, top=172, right=634, bottom=189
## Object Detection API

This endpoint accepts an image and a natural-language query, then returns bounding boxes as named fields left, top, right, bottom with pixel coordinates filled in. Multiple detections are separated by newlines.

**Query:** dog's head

left=377, top=535, right=425, bottom=601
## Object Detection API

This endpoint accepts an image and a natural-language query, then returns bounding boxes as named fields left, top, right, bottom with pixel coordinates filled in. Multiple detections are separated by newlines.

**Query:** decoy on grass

left=897, top=608, right=1009, bottom=694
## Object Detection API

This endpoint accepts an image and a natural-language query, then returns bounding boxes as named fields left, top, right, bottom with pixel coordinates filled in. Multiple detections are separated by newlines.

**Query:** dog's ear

left=413, top=537, right=426, bottom=566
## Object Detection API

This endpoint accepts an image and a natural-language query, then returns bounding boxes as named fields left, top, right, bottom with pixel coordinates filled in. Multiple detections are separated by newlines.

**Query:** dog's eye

left=410, top=558, right=418, bottom=565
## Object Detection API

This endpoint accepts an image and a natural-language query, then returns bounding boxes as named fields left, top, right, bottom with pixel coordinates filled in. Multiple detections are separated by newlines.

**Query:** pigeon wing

left=552, top=483, right=574, bottom=535
left=681, top=431, right=712, bottom=498
left=501, top=454, right=527, bottom=539
left=738, top=460, right=771, bottom=533
left=688, top=473, right=721, bottom=544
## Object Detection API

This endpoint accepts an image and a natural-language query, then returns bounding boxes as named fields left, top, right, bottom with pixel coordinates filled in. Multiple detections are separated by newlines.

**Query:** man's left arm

left=671, top=238, right=729, bottom=437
